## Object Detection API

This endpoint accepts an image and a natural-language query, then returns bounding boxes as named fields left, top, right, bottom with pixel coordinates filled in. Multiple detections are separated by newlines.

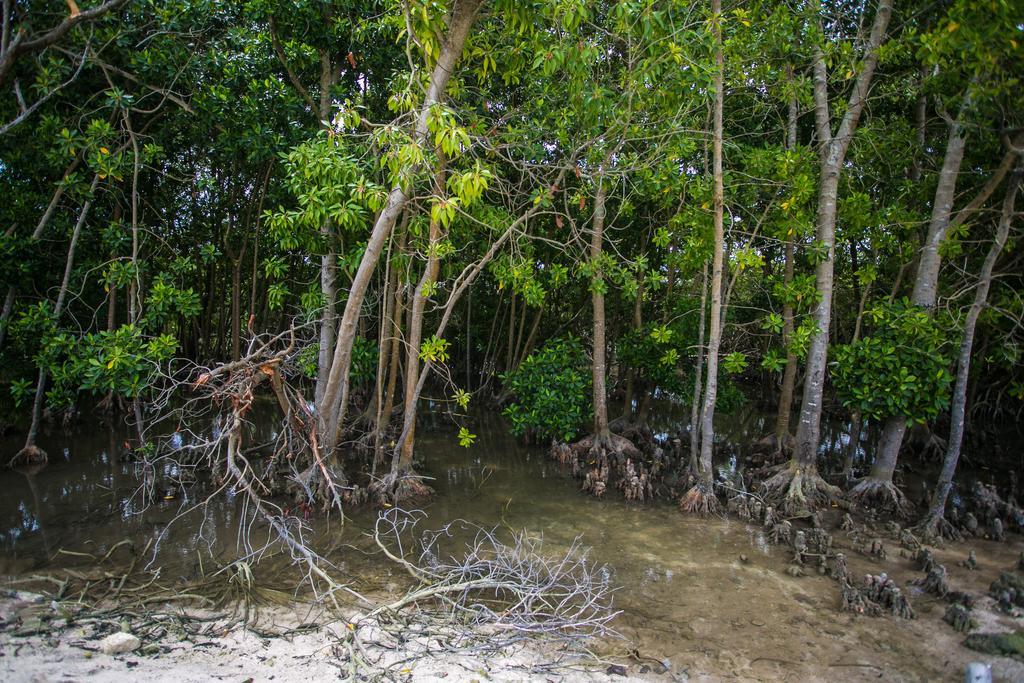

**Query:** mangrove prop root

left=914, top=564, right=950, bottom=598
left=371, top=469, right=433, bottom=505
left=864, top=538, right=886, bottom=560
left=8, top=445, right=48, bottom=469
left=962, top=550, right=978, bottom=571
left=842, top=573, right=915, bottom=619
left=990, top=572, right=1024, bottom=611
left=759, top=463, right=840, bottom=515
left=944, top=603, right=976, bottom=633
left=768, top=519, right=792, bottom=546
left=618, top=458, right=653, bottom=502
left=679, top=480, right=720, bottom=516
left=899, top=529, right=921, bottom=552
left=848, top=478, right=914, bottom=519
left=913, top=514, right=963, bottom=544
left=792, top=530, right=807, bottom=565
left=567, top=433, right=642, bottom=499
left=915, top=548, right=935, bottom=574
left=831, top=553, right=850, bottom=584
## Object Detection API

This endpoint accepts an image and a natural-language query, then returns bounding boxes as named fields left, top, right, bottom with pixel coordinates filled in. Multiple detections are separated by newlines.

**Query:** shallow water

left=2, top=405, right=1024, bottom=681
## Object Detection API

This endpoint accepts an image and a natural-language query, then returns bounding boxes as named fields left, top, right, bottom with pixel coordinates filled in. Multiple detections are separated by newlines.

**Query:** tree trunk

left=770, top=0, right=891, bottom=511
left=922, top=163, right=1021, bottom=534
left=775, top=73, right=799, bottom=447
left=695, top=0, right=725, bottom=489
left=315, top=233, right=337, bottom=404
left=318, top=0, right=481, bottom=457
left=863, top=94, right=969, bottom=492
left=15, top=174, right=101, bottom=463
left=590, top=174, right=611, bottom=441
left=689, top=263, right=708, bottom=473
left=397, top=158, right=446, bottom=470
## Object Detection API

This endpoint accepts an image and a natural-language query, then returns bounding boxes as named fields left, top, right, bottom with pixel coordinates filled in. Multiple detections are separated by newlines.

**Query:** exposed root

left=913, top=513, right=963, bottom=544
left=847, top=478, right=913, bottom=518
left=679, top=480, right=720, bottom=516
left=566, top=432, right=643, bottom=500
left=759, top=462, right=840, bottom=516
left=990, top=572, right=1024, bottom=612
left=371, top=469, right=433, bottom=506
left=842, top=573, right=915, bottom=619
left=913, top=563, right=950, bottom=598
left=8, top=445, right=48, bottom=469
left=915, top=547, right=935, bottom=573
left=768, top=520, right=792, bottom=546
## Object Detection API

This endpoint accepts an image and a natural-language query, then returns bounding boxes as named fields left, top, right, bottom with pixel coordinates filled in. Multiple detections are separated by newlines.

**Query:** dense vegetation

left=1, top=0, right=1023, bottom=537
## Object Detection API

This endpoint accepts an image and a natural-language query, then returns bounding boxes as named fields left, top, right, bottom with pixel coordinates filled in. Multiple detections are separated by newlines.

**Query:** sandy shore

left=0, top=591, right=648, bottom=682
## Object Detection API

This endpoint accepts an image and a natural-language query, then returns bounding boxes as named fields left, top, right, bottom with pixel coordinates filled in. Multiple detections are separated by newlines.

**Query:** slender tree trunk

left=861, top=96, right=969, bottom=493
left=790, top=0, right=891, bottom=472
left=397, top=158, right=446, bottom=470
left=15, top=174, right=101, bottom=463
left=775, top=73, right=799, bottom=447
left=689, top=264, right=708, bottom=473
left=230, top=259, right=242, bottom=361
left=773, top=0, right=891, bottom=511
left=505, top=291, right=516, bottom=372
left=318, top=0, right=481, bottom=457
left=590, top=174, right=611, bottom=441
left=380, top=228, right=408, bottom=434
left=842, top=283, right=873, bottom=481
left=0, top=288, right=14, bottom=350
left=514, top=306, right=543, bottom=371
left=315, top=226, right=337, bottom=404
left=695, top=0, right=725, bottom=491
left=923, top=165, right=1021, bottom=533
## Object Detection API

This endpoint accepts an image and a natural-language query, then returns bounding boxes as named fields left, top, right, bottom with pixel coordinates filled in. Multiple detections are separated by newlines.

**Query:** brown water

left=2, top=406, right=1024, bottom=681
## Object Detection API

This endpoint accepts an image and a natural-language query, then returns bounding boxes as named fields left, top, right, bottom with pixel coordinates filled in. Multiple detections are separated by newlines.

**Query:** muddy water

left=2, top=407, right=1024, bottom=682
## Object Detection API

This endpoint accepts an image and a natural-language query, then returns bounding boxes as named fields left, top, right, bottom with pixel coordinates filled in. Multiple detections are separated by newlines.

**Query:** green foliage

left=38, top=325, right=177, bottom=406
left=457, top=426, right=477, bottom=448
left=617, top=323, right=686, bottom=393
left=503, top=337, right=591, bottom=443
left=832, top=301, right=953, bottom=424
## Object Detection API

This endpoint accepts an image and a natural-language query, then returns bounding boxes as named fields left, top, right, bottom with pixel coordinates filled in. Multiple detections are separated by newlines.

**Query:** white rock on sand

left=98, top=632, right=141, bottom=655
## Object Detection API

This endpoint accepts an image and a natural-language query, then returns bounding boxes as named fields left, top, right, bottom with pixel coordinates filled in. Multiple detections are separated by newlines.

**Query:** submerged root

left=569, top=432, right=642, bottom=500
left=8, top=445, right=48, bottom=469
left=371, top=469, right=433, bottom=506
left=679, top=480, right=720, bottom=516
left=848, top=478, right=914, bottom=518
left=759, top=462, right=840, bottom=516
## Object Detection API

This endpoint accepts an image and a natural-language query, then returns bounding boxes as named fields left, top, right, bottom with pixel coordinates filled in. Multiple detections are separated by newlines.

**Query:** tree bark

left=696, top=0, right=725, bottom=487
left=16, top=174, right=101, bottom=461
left=775, top=71, right=799, bottom=447
left=866, top=95, right=969, bottom=488
left=790, top=0, right=891, bottom=474
left=318, top=0, right=482, bottom=458
left=689, top=263, right=708, bottom=473
left=590, top=173, right=611, bottom=441
left=397, top=158, right=446, bottom=470
left=923, top=163, right=1021, bottom=532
